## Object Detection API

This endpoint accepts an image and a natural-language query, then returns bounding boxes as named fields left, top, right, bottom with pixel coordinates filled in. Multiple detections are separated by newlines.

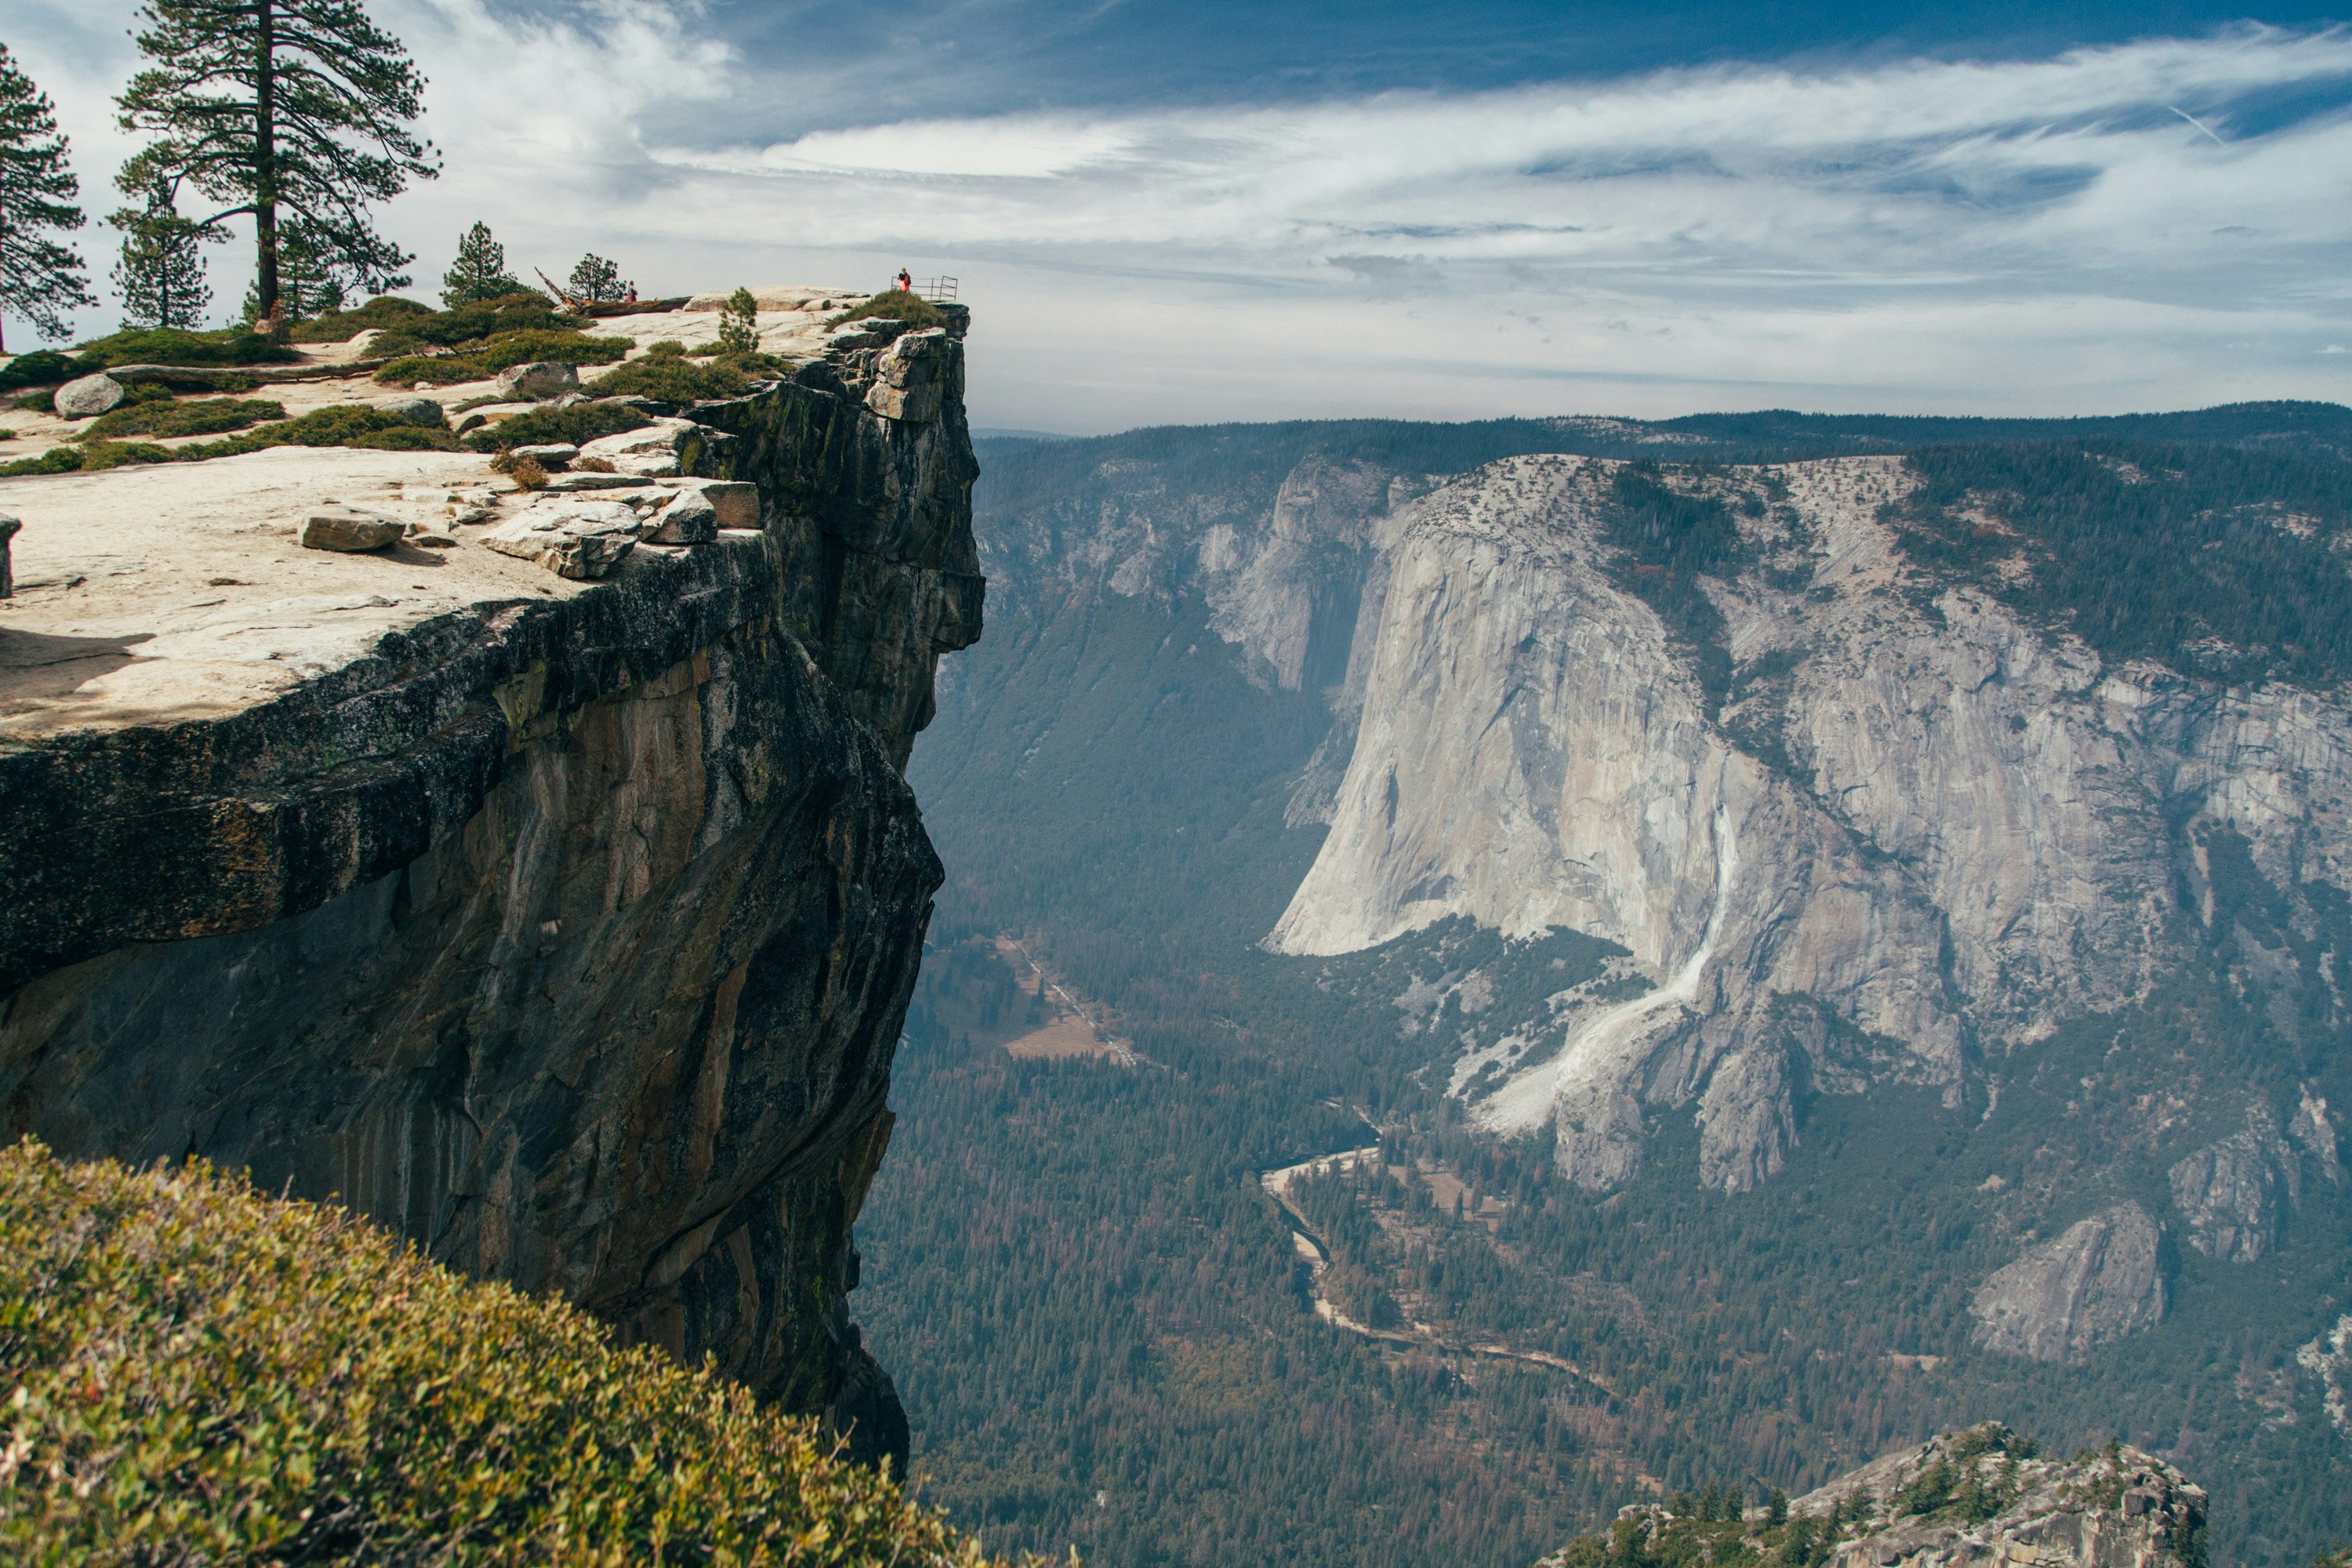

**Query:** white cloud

left=7, top=5, right=2351, bottom=430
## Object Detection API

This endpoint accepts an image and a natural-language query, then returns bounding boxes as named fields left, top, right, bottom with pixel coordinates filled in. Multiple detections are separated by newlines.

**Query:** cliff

left=0, top=300, right=978, bottom=1468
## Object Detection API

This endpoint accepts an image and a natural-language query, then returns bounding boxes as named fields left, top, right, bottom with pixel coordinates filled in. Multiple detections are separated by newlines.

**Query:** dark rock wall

left=0, top=340, right=979, bottom=1470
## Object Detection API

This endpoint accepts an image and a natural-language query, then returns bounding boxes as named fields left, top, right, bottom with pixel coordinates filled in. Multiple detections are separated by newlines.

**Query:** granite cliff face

left=969, top=430, right=2352, bottom=1296
left=1267, top=454, right=2352, bottom=1203
left=0, top=318, right=978, bottom=1468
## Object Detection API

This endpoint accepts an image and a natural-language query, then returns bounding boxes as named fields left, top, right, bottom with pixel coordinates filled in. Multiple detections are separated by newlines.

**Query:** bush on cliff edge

left=0, top=1139, right=1018, bottom=1566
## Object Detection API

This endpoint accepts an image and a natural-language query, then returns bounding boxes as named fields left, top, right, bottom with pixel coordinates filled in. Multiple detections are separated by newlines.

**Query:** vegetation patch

left=1596, top=463, right=1753, bottom=714
left=463, top=401, right=649, bottom=452
left=1886, top=441, right=2352, bottom=686
left=288, top=293, right=437, bottom=342
left=72, top=326, right=297, bottom=368
left=587, top=344, right=784, bottom=404
left=372, top=328, right=633, bottom=387
left=70, top=395, right=285, bottom=441
left=831, top=292, right=950, bottom=332
left=2, top=404, right=456, bottom=475
left=0, top=350, right=103, bottom=394
left=0, top=1138, right=1018, bottom=1565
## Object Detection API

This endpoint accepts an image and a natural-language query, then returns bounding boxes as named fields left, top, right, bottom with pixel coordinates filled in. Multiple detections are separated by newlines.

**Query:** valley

left=858, top=405, right=2352, bottom=1568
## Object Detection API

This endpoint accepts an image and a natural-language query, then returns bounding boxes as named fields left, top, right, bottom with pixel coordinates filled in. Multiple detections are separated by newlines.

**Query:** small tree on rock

left=0, top=43, right=95, bottom=351
left=566, top=253, right=630, bottom=305
left=116, top=0, right=439, bottom=328
left=441, top=220, right=522, bottom=307
left=110, top=181, right=219, bottom=329
left=716, top=285, right=759, bottom=354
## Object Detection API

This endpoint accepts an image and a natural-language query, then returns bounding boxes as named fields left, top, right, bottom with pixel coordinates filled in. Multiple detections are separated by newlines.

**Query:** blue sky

left=10, top=0, right=2352, bottom=430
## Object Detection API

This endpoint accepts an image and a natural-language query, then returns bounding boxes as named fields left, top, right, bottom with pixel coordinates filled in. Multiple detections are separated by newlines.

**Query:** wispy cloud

left=9, top=5, right=2350, bottom=430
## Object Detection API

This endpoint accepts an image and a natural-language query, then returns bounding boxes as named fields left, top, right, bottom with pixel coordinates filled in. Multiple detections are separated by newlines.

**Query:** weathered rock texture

left=1967, top=1203, right=2168, bottom=1363
left=1796, top=1428, right=2205, bottom=1568
left=1537, top=1426, right=2205, bottom=1568
left=1253, top=456, right=2352, bottom=1198
left=0, top=315, right=978, bottom=1469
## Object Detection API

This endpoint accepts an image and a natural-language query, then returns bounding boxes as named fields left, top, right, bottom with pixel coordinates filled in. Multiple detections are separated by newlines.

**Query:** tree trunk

left=252, top=0, right=279, bottom=324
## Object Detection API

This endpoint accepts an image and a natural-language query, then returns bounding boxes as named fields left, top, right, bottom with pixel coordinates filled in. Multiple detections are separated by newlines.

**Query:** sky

left=8, top=0, right=2352, bottom=432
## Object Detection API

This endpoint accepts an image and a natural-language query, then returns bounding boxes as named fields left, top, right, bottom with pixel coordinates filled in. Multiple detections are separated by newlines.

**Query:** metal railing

left=919, top=276, right=959, bottom=303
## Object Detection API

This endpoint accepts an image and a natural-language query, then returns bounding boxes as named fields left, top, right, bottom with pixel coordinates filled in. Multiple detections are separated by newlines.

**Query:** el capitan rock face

left=0, top=311, right=978, bottom=1469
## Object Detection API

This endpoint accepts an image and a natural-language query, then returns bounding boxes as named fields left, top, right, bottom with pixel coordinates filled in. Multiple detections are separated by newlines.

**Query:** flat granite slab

left=0, top=447, right=606, bottom=739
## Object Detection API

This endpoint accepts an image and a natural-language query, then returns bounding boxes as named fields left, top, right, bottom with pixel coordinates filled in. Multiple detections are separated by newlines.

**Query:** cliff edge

left=0, top=295, right=979, bottom=1469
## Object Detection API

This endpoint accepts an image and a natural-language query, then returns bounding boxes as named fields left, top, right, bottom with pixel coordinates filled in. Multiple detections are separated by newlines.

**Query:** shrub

left=372, top=330, right=633, bottom=387
left=73, top=326, right=299, bottom=368
left=0, top=405, right=457, bottom=475
left=289, top=294, right=437, bottom=343
left=361, top=297, right=586, bottom=365
left=586, top=353, right=751, bottom=404
left=0, top=350, right=103, bottom=394
left=492, top=450, right=549, bottom=489
left=0, top=1138, right=1018, bottom=1565
left=463, top=401, right=650, bottom=452
left=829, top=292, right=949, bottom=332
left=71, top=396, right=286, bottom=441
left=12, top=390, right=55, bottom=414
left=477, top=328, right=633, bottom=372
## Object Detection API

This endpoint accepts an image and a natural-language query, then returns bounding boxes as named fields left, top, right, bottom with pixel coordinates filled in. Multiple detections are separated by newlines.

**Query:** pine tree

left=235, top=220, right=343, bottom=321
left=115, top=0, right=438, bottom=328
left=0, top=43, right=95, bottom=352
left=110, top=182, right=217, bottom=329
left=566, top=253, right=630, bottom=305
left=441, top=220, right=521, bottom=307
left=716, top=285, right=759, bottom=354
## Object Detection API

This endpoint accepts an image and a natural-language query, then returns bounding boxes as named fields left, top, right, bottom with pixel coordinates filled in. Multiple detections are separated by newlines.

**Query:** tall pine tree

left=115, top=0, right=438, bottom=326
left=441, top=220, right=522, bottom=307
left=0, top=43, right=94, bottom=352
left=110, top=182, right=218, bottom=329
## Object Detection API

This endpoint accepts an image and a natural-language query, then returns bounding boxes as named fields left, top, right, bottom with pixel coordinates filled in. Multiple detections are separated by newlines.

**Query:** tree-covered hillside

left=862, top=410, right=2352, bottom=1568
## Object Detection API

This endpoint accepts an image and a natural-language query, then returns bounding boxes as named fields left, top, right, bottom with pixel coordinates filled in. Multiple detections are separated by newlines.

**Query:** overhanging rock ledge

left=0, top=299, right=979, bottom=1471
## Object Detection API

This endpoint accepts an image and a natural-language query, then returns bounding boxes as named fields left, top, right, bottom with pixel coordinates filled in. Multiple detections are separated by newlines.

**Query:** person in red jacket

left=896, top=268, right=913, bottom=292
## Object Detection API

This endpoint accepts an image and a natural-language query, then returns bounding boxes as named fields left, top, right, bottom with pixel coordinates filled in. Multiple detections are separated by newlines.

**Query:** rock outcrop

left=1536, top=1425, right=2205, bottom=1568
left=1968, top=1203, right=2167, bottom=1363
left=1795, top=1428, right=2205, bottom=1568
left=2168, top=1101, right=2302, bottom=1263
left=0, top=303, right=978, bottom=1469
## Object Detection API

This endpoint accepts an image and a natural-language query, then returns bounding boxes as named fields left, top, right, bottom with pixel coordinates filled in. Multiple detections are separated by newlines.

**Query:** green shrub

left=71, top=396, right=286, bottom=441
left=0, top=1138, right=1018, bottom=1566
left=477, top=329, right=633, bottom=371
left=0, top=350, right=103, bottom=394
left=463, top=401, right=650, bottom=452
left=0, top=405, right=458, bottom=474
left=372, top=329, right=633, bottom=387
left=376, top=293, right=577, bottom=350
left=289, top=294, right=437, bottom=342
left=829, top=292, right=949, bottom=332
left=73, top=327, right=299, bottom=368
left=586, top=353, right=752, bottom=404
left=0, top=447, right=87, bottom=477
left=12, top=390, right=55, bottom=414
